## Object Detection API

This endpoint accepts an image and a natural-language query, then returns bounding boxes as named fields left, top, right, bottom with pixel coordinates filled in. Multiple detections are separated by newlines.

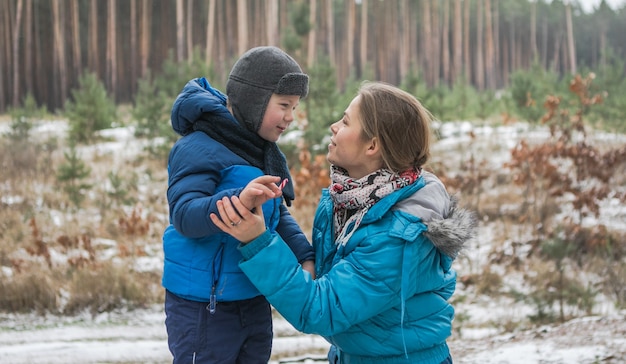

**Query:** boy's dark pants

left=165, top=290, right=272, bottom=364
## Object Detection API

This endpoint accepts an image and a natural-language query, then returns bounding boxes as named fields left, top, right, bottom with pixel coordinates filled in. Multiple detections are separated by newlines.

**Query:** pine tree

left=57, top=142, right=92, bottom=208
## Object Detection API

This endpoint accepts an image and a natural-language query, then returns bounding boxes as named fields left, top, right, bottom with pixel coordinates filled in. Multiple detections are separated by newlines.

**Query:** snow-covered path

left=0, top=307, right=329, bottom=364
left=0, top=306, right=624, bottom=364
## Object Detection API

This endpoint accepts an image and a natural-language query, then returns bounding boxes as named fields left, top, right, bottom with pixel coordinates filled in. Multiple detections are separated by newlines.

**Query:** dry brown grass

left=64, top=261, right=163, bottom=315
left=0, top=269, right=59, bottom=314
left=1, top=100, right=625, bottom=318
left=0, top=119, right=168, bottom=315
left=290, top=150, right=330, bottom=238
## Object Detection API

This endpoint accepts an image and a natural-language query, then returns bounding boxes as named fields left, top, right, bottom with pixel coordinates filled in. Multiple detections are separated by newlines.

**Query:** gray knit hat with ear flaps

left=226, top=46, right=309, bottom=132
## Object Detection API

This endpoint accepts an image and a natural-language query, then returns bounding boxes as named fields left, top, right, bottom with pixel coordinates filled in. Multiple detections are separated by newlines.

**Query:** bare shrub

left=117, top=206, right=150, bottom=237
left=291, top=148, right=330, bottom=236
left=505, top=74, right=626, bottom=243
left=474, top=267, right=504, bottom=296
left=63, top=261, right=159, bottom=316
left=0, top=270, right=58, bottom=314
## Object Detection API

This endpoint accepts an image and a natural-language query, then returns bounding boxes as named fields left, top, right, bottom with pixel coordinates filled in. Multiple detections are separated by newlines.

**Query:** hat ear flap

left=229, top=83, right=272, bottom=132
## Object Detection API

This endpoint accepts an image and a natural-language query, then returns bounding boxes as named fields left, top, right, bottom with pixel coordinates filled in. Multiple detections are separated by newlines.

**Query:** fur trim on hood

left=395, top=172, right=477, bottom=258
left=423, top=196, right=477, bottom=258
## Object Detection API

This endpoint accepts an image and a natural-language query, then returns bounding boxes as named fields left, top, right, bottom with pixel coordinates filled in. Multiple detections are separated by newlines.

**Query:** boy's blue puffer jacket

left=162, top=78, right=313, bottom=302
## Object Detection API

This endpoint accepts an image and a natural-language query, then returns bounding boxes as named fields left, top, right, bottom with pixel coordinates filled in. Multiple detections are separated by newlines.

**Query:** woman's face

left=327, top=95, right=380, bottom=179
left=258, top=94, right=300, bottom=142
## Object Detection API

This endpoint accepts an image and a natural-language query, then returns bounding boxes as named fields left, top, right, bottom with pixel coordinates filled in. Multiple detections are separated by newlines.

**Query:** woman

left=211, top=82, right=477, bottom=363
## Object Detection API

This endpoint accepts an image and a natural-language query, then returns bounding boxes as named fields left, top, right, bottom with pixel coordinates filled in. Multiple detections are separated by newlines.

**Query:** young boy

left=162, top=46, right=315, bottom=364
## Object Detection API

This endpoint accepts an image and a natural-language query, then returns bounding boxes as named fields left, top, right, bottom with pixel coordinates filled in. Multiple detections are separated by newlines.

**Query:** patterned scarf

left=329, top=165, right=421, bottom=247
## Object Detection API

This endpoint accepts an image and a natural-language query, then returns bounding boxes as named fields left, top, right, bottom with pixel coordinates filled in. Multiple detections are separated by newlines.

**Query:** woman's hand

left=239, top=175, right=283, bottom=210
left=210, top=195, right=267, bottom=243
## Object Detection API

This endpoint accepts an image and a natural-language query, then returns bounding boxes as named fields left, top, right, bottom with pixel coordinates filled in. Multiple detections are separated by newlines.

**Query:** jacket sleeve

left=274, top=204, right=314, bottom=263
left=238, top=227, right=405, bottom=337
left=167, top=135, right=242, bottom=238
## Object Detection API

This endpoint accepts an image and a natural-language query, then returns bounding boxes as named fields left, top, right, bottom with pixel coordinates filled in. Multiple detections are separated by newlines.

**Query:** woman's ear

left=366, top=137, right=380, bottom=155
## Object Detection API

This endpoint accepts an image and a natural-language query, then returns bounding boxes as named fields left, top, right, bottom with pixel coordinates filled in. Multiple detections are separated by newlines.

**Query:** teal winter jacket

left=238, top=172, right=476, bottom=363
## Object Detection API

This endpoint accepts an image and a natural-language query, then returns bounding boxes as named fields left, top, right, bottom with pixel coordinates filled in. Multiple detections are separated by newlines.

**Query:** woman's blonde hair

left=357, top=81, right=432, bottom=172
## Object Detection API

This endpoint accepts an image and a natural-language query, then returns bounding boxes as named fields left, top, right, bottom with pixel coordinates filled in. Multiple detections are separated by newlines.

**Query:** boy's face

left=258, top=94, right=300, bottom=142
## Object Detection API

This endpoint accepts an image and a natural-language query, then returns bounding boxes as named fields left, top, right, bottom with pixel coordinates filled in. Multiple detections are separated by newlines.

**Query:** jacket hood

left=395, top=172, right=477, bottom=258
left=170, top=77, right=233, bottom=136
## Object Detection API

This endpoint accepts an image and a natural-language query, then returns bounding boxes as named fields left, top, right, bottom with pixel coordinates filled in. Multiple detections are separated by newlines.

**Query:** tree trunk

left=421, top=0, right=432, bottom=86
left=71, top=0, right=81, bottom=80
left=359, top=0, right=368, bottom=78
left=431, top=0, right=441, bottom=87
left=326, top=0, right=335, bottom=69
left=140, top=0, right=150, bottom=79
left=442, top=0, right=451, bottom=86
left=463, top=0, right=471, bottom=83
left=237, top=0, right=248, bottom=55
left=253, top=0, right=263, bottom=45
left=565, top=3, right=576, bottom=75
left=187, top=0, right=194, bottom=62
left=265, top=0, right=278, bottom=47
left=23, top=0, right=33, bottom=95
left=0, top=0, right=10, bottom=111
left=89, top=0, right=99, bottom=75
left=385, top=1, right=399, bottom=84
left=53, top=0, right=68, bottom=106
left=599, top=19, right=607, bottom=70
left=541, top=11, right=548, bottom=69
left=12, top=0, right=23, bottom=107
left=530, top=1, right=537, bottom=61
left=493, top=0, right=501, bottom=87
left=176, top=0, right=184, bottom=63
left=206, top=0, right=216, bottom=64
left=371, top=0, right=380, bottom=80
left=453, top=0, right=462, bottom=82
left=33, top=2, right=48, bottom=108
left=217, top=0, right=229, bottom=81
left=475, top=0, right=485, bottom=91
left=399, top=0, right=410, bottom=82
left=501, top=34, right=509, bottom=85
left=106, top=0, right=117, bottom=99
left=280, top=0, right=289, bottom=37
left=307, top=0, right=317, bottom=67
left=552, top=31, right=563, bottom=73
left=346, top=0, right=355, bottom=79
left=484, top=0, right=496, bottom=89
left=129, top=0, right=137, bottom=92
left=510, top=17, right=517, bottom=72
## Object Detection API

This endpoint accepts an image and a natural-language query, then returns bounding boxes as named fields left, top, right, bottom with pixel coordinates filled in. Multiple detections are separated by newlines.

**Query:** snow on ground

left=0, top=305, right=624, bottom=363
left=0, top=306, right=329, bottom=364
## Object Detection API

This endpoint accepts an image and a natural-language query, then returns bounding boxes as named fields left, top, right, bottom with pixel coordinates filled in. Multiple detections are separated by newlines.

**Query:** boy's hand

left=239, top=175, right=284, bottom=210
